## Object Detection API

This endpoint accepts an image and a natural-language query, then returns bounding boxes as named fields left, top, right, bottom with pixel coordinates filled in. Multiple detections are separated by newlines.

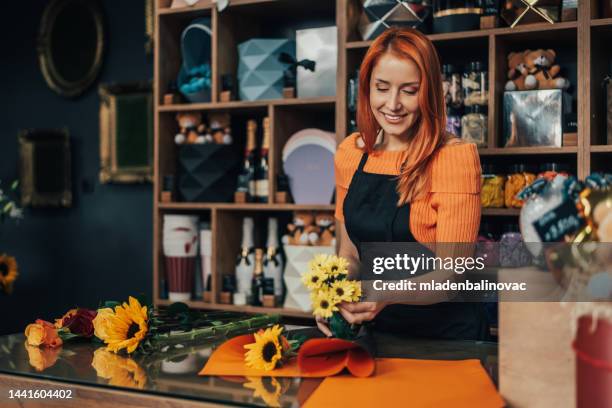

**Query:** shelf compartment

left=157, top=0, right=213, bottom=16
left=590, top=145, right=612, bottom=153
left=478, top=146, right=578, bottom=156
left=157, top=96, right=335, bottom=112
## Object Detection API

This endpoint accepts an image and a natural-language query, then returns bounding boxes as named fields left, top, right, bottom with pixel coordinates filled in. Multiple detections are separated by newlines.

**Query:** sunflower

left=349, top=281, right=362, bottom=302
left=92, top=348, right=147, bottom=389
left=244, top=324, right=285, bottom=371
left=327, top=255, right=349, bottom=278
left=312, top=290, right=339, bottom=319
left=301, top=268, right=327, bottom=290
left=243, top=376, right=289, bottom=408
left=0, top=254, right=18, bottom=294
left=330, top=280, right=354, bottom=303
left=308, top=254, right=330, bottom=272
left=101, top=297, right=149, bottom=354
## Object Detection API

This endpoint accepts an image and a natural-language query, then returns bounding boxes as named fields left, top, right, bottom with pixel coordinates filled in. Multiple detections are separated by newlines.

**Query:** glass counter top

left=0, top=330, right=498, bottom=407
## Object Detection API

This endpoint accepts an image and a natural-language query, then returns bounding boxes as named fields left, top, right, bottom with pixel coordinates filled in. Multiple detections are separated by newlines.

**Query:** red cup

left=165, top=256, right=196, bottom=301
left=574, top=315, right=612, bottom=408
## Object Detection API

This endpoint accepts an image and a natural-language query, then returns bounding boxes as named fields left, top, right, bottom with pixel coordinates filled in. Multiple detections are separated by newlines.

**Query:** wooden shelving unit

left=153, top=0, right=612, bottom=317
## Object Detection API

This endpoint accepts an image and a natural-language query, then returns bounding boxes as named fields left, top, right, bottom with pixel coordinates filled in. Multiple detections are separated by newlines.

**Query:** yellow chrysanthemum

left=312, top=290, right=339, bottom=318
left=243, top=376, right=289, bottom=408
left=102, top=297, right=148, bottom=354
left=349, top=281, right=362, bottom=302
left=330, top=280, right=354, bottom=303
left=244, top=325, right=284, bottom=371
left=301, top=268, right=327, bottom=290
left=327, top=255, right=349, bottom=277
left=92, top=348, right=147, bottom=389
left=0, top=254, right=18, bottom=293
left=308, top=254, right=330, bottom=272
left=92, top=308, right=114, bottom=341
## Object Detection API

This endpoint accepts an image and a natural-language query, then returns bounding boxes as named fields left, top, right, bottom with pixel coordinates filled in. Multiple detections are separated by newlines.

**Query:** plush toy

left=175, top=112, right=206, bottom=145
left=524, top=49, right=570, bottom=90
left=314, top=212, right=336, bottom=247
left=505, top=51, right=533, bottom=91
left=208, top=113, right=233, bottom=145
left=283, top=211, right=318, bottom=245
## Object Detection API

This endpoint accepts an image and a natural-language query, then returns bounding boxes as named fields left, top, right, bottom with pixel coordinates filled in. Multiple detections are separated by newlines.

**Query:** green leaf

left=102, top=300, right=120, bottom=309
left=329, top=312, right=357, bottom=340
left=10, top=180, right=18, bottom=190
left=167, top=302, right=189, bottom=315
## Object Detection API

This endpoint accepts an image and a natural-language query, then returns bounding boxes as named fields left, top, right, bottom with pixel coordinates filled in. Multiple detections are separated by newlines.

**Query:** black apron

left=343, top=152, right=489, bottom=341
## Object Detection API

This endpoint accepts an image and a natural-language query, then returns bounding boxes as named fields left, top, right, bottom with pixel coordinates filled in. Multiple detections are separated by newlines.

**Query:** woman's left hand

left=338, top=301, right=388, bottom=325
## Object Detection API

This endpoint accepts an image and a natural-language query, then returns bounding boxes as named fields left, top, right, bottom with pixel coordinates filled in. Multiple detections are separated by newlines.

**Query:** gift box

left=296, top=26, right=337, bottom=98
left=501, top=0, right=561, bottom=27
left=283, top=245, right=335, bottom=311
left=503, top=90, right=563, bottom=147
left=177, top=18, right=212, bottom=103
left=237, top=38, right=295, bottom=101
left=178, top=144, right=240, bottom=202
left=433, top=1, right=482, bottom=33
left=359, top=0, right=431, bottom=40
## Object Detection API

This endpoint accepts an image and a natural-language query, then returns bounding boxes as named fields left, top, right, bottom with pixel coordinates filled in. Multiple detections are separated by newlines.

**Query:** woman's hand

left=338, top=301, right=388, bottom=325
left=316, top=315, right=333, bottom=337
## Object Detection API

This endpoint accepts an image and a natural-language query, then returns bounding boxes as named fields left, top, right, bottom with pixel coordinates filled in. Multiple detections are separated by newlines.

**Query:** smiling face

left=369, top=52, right=421, bottom=140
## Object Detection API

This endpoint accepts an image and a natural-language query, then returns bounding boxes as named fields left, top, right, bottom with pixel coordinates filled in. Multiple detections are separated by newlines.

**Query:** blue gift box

left=237, top=38, right=295, bottom=101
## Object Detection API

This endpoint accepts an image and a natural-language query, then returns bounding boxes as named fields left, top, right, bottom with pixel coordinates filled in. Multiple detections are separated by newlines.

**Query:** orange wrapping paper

left=303, top=358, right=504, bottom=408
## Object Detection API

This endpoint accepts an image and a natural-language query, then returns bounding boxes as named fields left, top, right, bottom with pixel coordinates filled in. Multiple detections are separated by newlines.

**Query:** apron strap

left=357, top=153, right=369, bottom=172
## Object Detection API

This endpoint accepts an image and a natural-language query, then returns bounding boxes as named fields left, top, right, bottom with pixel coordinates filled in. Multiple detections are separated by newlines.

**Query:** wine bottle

left=237, top=120, right=257, bottom=202
left=255, top=117, right=270, bottom=203
left=235, top=217, right=255, bottom=305
left=263, top=217, right=283, bottom=298
left=251, top=248, right=264, bottom=306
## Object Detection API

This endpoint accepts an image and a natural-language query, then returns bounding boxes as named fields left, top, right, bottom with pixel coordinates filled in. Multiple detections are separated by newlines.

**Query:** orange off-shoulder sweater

left=334, top=133, right=482, bottom=243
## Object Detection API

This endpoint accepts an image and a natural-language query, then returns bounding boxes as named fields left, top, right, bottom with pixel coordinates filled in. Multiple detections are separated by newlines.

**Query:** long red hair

left=357, top=27, right=448, bottom=205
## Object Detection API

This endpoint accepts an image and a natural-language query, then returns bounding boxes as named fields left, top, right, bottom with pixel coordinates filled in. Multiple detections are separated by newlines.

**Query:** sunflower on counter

left=92, top=348, right=147, bottom=389
left=0, top=254, right=18, bottom=294
left=93, top=297, right=149, bottom=354
left=243, top=376, right=290, bottom=408
left=244, top=325, right=291, bottom=371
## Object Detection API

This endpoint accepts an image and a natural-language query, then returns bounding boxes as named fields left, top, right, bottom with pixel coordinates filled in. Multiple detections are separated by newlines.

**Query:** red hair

left=357, top=27, right=448, bottom=205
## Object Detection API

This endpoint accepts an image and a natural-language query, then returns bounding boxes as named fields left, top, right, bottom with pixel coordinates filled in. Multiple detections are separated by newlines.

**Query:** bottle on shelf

left=235, top=217, right=255, bottom=305
left=251, top=248, right=264, bottom=306
left=263, top=217, right=284, bottom=299
left=255, top=117, right=270, bottom=203
left=236, top=120, right=258, bottom=202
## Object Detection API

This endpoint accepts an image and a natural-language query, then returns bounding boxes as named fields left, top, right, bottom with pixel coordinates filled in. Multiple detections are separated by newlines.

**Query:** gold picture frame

left=19, top=129, right=72, bottom=208
left=99, top=83, right=154, bottom=184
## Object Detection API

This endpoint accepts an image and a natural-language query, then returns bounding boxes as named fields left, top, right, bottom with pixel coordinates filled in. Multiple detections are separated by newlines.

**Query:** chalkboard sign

left=532, top=199, right=584, bottom=242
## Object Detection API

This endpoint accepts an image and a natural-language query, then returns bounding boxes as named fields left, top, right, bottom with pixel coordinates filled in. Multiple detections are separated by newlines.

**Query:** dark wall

left=0, top=0, right=153, bottom=334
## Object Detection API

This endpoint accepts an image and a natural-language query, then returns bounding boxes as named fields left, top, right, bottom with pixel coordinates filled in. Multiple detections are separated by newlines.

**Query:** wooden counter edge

left=0, top=373, right=227, bottom=408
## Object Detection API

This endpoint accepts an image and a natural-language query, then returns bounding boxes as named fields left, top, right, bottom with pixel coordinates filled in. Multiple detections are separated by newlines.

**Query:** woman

left=318, top=27, right=487, bottom=340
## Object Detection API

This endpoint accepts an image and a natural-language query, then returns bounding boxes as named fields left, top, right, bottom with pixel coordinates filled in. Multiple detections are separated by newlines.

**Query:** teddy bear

left=282, top=211, right=319, bottom=246
left=524, top=49, right=570, bottom=90
left=314, top=212, right=336, bottom=247
left=175, top=112, right=207, bottom=145
left=505, top=50, right=533, bottom=91
left=208, top=112, right=233, bottom=145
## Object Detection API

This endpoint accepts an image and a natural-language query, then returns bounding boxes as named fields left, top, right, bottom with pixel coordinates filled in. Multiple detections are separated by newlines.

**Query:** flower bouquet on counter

left=24, top=296, right=279, bottom=356
left=302, top=254, right=362, bottom=340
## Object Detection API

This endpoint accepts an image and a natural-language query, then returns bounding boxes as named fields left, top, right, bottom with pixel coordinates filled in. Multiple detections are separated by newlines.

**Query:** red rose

left=62, top=309, right=97, bottom=338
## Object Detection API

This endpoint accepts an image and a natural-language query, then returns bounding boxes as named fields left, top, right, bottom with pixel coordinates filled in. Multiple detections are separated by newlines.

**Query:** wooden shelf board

left=478, top=146, right=578, bottom=156
left=157, top=1, right=213, bottom=15
left=590, top=145, right=612, bottom=153
left=345, top=21, right=577, bottom=49
left=482, top=208, right=520, bottom=216
left=158, top=96, right=336, bottom=112
left=155, top=298, right=312, bottom=319
left=591, top=18, right=612, bottom=27
left=158, top=202, right=335, bottom=211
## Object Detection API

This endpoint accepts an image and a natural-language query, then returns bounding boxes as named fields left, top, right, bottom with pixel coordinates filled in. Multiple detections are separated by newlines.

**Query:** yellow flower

left=312, top=290, right=338, bottom=318
left=243, top=376, right=290, bottom=408
left=330, top=280, right=354, bottom=303
left=0, top=254, right=18, bottom=294
left=301, top=268, right=327, bottom=290
left=349, top=281, right=362, bottom=302
left=92, top=348, right=147, bottom=389
left=24, top=341, right=61, bottom=372
left=244, top=325, right=285, bottom=371
left=92, top=308, right=114, bottom=341
left=101, top=297, right=148, bottom=354
left=327, top=255, right=349, bottom=277
left=308, top=254, right=330, bottom=272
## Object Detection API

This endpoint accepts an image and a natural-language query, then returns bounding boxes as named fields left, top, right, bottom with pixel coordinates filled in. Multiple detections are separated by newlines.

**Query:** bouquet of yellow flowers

left=302, top=254, right=362, bottom=339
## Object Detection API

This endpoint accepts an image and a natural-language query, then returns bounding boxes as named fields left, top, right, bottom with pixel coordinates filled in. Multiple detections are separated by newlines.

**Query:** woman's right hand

left=315, top=315, right=332, bottom=337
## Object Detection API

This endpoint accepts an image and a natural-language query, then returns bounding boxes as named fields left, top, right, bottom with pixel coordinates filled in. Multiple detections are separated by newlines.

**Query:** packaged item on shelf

left=263, top=217, right=284, bottom=298
left=358, top=0, right=432, bottom=40
left=200, top=222, right=212, bottom=301
left=537, top=162, right=569, bottom=181
left=235, top=217, right=255, bottom=305
left=504, top=164, right=536, bottom=208
left=503, top=89, right=562, bottom=147
left=177, top=18, right=212, bottom=103
left=220, top=74, right=235, bottom=102
left=561, top=0, right=577, bottom=21
left=220, top=275, right=235, bottom=304
left=480, top=0, right=500, bottom=28
left=236, top=120, right=258, bottom=203
left=251, top=249, right=264, bottom=306
left=443, top=64, right=463, bottom=109
left=463, top=61, right=488, bottom=106
left=499, top=224, right=532, bottom=268
left=446, top=107, right=462, bottom=137
left=501, top=0, right=561, bottom=27
left=262, top=278, right=276, bottom=307
left=254, top=117, right=270, bottom=203
left=461, top=105, right=487, bottom=147
left=296, top=26, right=337, bottom=98
left=163, top=215, right=199, bottom=302
left=433, top=0, right=483, bottom=33
left=238, top=38, right=295, bottom=101
left=476, top=223, right=499, bottom=267
left=481, top=164, right=505, bottom=208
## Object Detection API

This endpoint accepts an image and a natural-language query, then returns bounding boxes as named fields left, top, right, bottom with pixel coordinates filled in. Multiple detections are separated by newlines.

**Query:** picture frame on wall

left=99, top=82, right=153, bottom=184
left=18, top=128, right=72, bottom=208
